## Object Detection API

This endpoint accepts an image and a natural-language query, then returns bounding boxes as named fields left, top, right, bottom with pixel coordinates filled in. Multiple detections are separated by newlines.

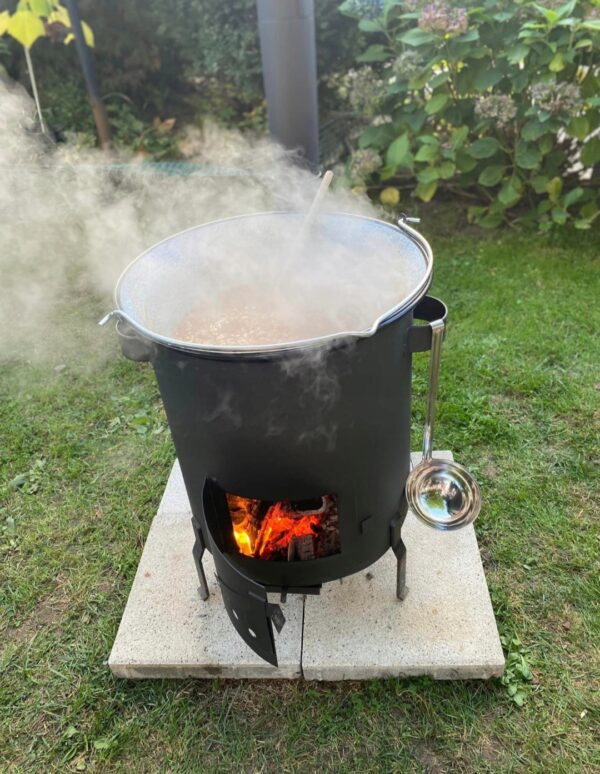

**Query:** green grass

left=1, top=222, right=599, bottom=772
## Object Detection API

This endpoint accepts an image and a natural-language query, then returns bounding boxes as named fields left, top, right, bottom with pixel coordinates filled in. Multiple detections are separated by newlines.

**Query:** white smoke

left=0, top=80, right=427, bottom=365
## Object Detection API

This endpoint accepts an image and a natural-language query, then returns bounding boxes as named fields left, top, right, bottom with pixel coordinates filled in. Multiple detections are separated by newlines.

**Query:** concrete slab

left=301, top=452, right=505, bottom=680
left=109, top=453, right=504, bottom=681
left=109, top=464, right=303, bottom=679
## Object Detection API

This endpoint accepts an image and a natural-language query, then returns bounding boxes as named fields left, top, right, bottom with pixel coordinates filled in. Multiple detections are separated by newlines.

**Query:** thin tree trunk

left=23, top=45, right=48, bottom=136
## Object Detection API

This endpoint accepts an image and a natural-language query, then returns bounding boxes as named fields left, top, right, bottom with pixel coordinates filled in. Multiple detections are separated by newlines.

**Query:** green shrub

left=338, top=0, right=600, bottom=229
left=0, top=0, right=363, bottom=137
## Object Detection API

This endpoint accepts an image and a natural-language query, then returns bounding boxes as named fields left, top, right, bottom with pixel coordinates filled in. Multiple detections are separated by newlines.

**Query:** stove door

left=202, top=482, right=285, bottom=666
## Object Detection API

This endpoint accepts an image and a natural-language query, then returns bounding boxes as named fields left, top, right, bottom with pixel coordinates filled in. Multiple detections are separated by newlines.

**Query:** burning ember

left=226, top=493, right=341, bottom=561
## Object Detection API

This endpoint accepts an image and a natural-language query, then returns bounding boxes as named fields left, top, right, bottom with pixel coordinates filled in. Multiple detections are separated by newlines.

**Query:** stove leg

left=390, top=514, right=408, bottom=601
left=191, top=517, right=210, bottom=601
left=394, top=537, right=408, bottom=601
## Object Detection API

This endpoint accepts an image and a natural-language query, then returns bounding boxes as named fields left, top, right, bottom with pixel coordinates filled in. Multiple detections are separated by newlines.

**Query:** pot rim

left=109, top=210, right=433, bottom=355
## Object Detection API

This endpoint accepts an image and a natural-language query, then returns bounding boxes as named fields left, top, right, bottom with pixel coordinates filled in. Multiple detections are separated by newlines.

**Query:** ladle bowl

left=405, top=316, right=481, bottom=531
left=406, top=457, right=481, bottom=531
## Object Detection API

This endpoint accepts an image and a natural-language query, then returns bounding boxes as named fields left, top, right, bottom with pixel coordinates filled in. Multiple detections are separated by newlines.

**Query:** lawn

left=1, top=218, right=599, bottom=772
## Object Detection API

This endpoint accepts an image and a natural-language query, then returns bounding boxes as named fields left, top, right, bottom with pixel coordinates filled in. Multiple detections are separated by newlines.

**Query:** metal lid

left=109, top=211, right=433, bottom=355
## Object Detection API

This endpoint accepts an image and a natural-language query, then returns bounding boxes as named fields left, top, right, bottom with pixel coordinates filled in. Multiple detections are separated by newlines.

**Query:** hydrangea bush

left=338, top=0, right=600, bottom=229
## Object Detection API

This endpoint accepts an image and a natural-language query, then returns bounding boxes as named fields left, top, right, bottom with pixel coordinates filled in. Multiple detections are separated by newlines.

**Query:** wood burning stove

left=102, top=212, right=448, bottom=665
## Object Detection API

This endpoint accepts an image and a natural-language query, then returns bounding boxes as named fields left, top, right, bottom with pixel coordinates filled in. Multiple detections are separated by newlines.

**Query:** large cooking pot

left=101, top=212, right=447, bottom=590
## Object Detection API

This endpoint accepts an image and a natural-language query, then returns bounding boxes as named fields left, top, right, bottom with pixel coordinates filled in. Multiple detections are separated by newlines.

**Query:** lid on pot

left=114, top=211, right=432, bottom=354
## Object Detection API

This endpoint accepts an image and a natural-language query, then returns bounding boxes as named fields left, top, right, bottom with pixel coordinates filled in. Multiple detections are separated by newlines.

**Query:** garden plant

left=338, top=0, right=600, bottom=229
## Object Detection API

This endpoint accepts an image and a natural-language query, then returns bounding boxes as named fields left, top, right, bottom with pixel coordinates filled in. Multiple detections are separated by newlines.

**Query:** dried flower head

left=391, top=49, right=423, bottom=82
left=530, top=82, right=582, bottom=115
left=329, top=67, right=386, bottom=118
left=348, top=149, right=382, bottom=183
left=343, top=0, right=384, bottom=19
left=475, top=94, right=517, bottom=127
left=419, top=1, right=468, bottom=35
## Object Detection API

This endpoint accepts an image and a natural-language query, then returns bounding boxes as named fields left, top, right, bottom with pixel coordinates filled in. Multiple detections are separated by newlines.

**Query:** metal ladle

left=406, top=318, right=482, bottom=530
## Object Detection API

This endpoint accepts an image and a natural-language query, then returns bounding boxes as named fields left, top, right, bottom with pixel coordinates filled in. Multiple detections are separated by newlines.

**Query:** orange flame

left=227, top=494, right=321, bottom=559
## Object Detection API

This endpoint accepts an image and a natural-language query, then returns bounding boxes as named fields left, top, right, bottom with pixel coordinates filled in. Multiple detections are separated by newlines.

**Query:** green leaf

left=512, top=70, right=529, bottom=93
left=415, top=180, right=438, bottom=202
left=451, top=126, right=469, bottom=149
left=522, top=120, right=548, bottom=142
left=467, top=137, right=500, bottom=159
left=580, top=19, right=600, bottom=31
left=581, top=137, right=600, bottom=167
left=539, top=135, right=553, bottom=155
left=415, top=144, right=439, bottom=163
left=568, top=116, right=589, bottom=141
left=358, top=18, right=382, bottom=32
left=515, top=141, right=541, bottom=170
left=551, top=206, right=567, bottom=224
left=498, top=181, right=522, bottom=207
left=505, top=43, right=529, bottom=64
left=425, top=93, right=449, bottom=115
left=438, top=161, right=455, bottom=179
left=478, top=165, right=504, bottom=187
left=580, top=201, right=599, bottom=219
left=93, top=739, right=111, bottom=751
left=385, top=133, right=410, bottom=168
left=417, top=167, right=440, bottom=185
left=7, top=10, right=45, bottom=48
left=531, top=175, right=549, bottom=194
left=429, top=71, right=450, bottom=89
left=474, top=68, right=504, bottom=91
left=401, top=110, right=427, bottom=133
left=555, top=0, right=577, bottom=20
left=9, top=473, right=27, bottom=490
left=546, top=176, right=563, bottom=202
left=379, top=165, right=396, bottom=181
left=478, top=211, right=505, bottom=228
left=417, top=134, right=438, bottom=146
left=357, top=44, right=390, bottom=63
left=549, top=52, right=565, bottom=72
left=455, top=29, right=479, bottom=43
left=401, top=27, right=437, bottom=46
left=359, top=125, right=393, bottom=150
left=455, top=149, right=478, bottom=172
left=563, top=187, right=583, bottom=208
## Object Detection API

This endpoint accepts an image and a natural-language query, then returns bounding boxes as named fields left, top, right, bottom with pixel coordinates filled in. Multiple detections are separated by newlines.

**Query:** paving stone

left=301, top=451, right=505, bottom=680
left=109, top=452, right=504, bottom=681
left=109, top=479, right=303, bottom=678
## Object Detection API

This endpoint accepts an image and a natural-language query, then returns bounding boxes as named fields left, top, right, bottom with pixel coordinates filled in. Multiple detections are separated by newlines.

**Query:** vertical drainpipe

left=256, top=0, right=319, bottom=170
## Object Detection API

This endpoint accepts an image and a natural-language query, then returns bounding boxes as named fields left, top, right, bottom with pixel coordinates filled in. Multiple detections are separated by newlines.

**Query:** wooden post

left=63, top=0, right=111, bottom=150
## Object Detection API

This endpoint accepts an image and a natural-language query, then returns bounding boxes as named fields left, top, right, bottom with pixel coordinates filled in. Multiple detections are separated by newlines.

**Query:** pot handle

left=99, top=311, right=154, bottom=363
left=408, top=296, right=448, bottom=353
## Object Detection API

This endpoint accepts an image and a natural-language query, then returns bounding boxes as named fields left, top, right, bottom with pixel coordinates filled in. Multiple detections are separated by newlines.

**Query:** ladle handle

left=422, top=318, right=445, bottom=463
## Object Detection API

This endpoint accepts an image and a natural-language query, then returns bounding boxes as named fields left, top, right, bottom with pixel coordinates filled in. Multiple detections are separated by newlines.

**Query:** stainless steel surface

left=406, top=317, right=482, bottom=530
left=422, top=319, right=444, bottom=462
left=105, top=211, right=434, bottom=356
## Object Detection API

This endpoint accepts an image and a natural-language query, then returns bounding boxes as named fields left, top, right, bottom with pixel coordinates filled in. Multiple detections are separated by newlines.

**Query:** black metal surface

left=120, top=294, right=446, bottom=664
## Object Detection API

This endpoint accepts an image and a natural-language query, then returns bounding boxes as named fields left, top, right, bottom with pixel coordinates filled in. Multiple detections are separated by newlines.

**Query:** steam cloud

left=0, top=80, right=425, bottom=368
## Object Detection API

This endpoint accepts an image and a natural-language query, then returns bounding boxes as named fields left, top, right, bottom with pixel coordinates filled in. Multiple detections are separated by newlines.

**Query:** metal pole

left=256, top=0, right=319, bottom=169
left=63, top=0, right=111, bottom=150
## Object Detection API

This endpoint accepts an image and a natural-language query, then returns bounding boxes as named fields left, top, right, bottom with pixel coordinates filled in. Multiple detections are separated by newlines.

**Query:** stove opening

left=226, top=492, right=341, bottom=561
